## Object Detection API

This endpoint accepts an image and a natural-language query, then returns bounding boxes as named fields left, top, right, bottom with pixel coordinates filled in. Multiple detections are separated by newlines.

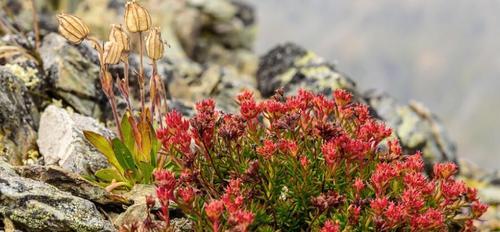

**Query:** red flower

left=205, top=199, right=224, bottom=231
left=387, top=139, right=402, bottom=157
left=157, top=110, right=191, bottom=154
left=352, top=104, right=370, bottom=124
left=403, top=172, right=435, bottom=195
left=257, top=140, right=278, bottom=159
left=177, top=186, right=195, bottom=204
left=356, top=120, right=392, bottom=144
left=370, top=197, right=388, bottom=215
left=240, top=100, right=262, bottom=120
left=471, top=201, right=488, bottom=218
left=263, top=99, right=286, bottom=115
left=236, top=90, right=255, bottom=103
left=311, top=191, right=344, bottom=212
left=279, top=139, right=298, bottom=157
left=322, top=141, right=339, bottom=167
left=466, top=187, right=479, bottom=201
left=222, top=179, right=244, bottom=213
left=402, top=188, right=425, bottom=212
left=371, top=163, right=397, bottom=196
left=353, top=178, right=365, bottom=195
left=154, top=170, right=177, bottom=224
left=433, top=162, right=457, bottom=180
left=300, top=156, right=309, bottom=169
left=219, top=114, right=245, bottom=141
left=410, top=208, right=444, bottom=231
left=228, top=210, right=254, bottom=232
left=384, top=202, right=405, bottom=228
left=238, top=91, right=262, bottom=120
left=349, top=204, right=361, bottom=225
left=333, top=89, right=352, bottom=106
left=155, top=169, right=176, bottom=186
left=313, top=94, right=335, bottom=117
left=195, top=98, right=216, bottom=114
left=400, top=152, right=425, bottom=173
left=440, top=179, right=466, bottom=202
left=321, top=220, right=340, bottom=232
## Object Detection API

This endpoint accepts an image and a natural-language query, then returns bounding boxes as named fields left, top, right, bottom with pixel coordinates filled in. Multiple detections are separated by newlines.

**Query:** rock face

left=0, top=160, right=115, bottom=232
left=37, top=105, right=113, bottom=175
left=39, top=33, right=103, bottom=118
left=365, top=91, right=457, bottom=170
left=257, top=43, right=356, bottom=97
left=257, top=43, right=457, bottom=167
left=14, top=165, right=130, bottom=206
left=0, top=67, right=39, bottom=165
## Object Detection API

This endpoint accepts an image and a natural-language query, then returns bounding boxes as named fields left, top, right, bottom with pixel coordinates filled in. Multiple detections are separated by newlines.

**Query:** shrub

left=138, top=89, right=486, bottom=231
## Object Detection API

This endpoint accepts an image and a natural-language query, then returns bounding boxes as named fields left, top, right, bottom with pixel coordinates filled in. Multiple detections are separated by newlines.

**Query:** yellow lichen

left=5, top=64, right=39, bottom=88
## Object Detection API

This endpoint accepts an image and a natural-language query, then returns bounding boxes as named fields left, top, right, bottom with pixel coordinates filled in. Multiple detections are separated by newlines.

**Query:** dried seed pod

left=145, top=27, right=164, bottom=61
left=56, top=13, right=89, bottom=44
left=109, top=24, right=130, bottom=52
left=124, top=0, right=152, bottom=33
left=103, top=41, right=123, bottom=65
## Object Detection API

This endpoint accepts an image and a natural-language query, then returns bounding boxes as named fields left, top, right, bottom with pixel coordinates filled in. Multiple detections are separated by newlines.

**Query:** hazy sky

left=253, top=0, right=500, bottom=170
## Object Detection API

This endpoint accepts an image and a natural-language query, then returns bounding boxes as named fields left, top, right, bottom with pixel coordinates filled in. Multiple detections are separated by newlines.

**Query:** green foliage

left=84, top=112, right=161, bottom=188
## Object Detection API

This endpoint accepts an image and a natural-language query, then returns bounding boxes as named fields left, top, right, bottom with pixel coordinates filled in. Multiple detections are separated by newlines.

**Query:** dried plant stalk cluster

left=57, top=0, right=168, bottom=190
left=57, top=0, right=166, bottom=135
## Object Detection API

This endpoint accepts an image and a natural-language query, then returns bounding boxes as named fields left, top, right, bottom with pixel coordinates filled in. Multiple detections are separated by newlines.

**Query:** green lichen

left=4, top=64, right=39, bottom=89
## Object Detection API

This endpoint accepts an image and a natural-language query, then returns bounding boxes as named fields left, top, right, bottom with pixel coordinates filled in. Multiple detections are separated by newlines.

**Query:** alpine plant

left=142, top=89, right=486, bottom=231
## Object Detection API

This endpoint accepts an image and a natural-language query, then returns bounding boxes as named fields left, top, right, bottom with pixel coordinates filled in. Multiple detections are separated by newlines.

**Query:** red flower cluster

left=151, top=88, right=486, bottom=231
left=204, top=178, right=254, bottom=232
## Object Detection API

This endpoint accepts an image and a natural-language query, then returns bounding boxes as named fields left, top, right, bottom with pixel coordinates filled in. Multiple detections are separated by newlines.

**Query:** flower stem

left=138, top=31, right=145, bottom=115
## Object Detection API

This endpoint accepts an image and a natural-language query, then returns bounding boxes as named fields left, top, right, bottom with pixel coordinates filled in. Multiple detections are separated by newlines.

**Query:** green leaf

left=138, top=119, right=152, bottom=162
left=120, top=111, right=135, bottom=152
left=83, top=131, right=123, bottom=174
left=112, top=138, right=137, bottom=172
left=150, top=125, right=159, bottom=167
left=137, top=161, right=155, bottom=184
left=95, top=167, right=125, bottom=182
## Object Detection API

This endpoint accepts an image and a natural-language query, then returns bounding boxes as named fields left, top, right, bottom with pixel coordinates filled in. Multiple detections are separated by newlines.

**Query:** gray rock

left=37, top=105, right=113, bottom=175
left=113, top=184, right=188, bottom=231
left=0, top=160, right=115, bottom=232
left=257, top=43, right=457, bottom=168
left=40, top=33, right=103, bottom=118
left=257, top=43, right=356, bottom=98
left=0, top=67, right=39, bottom=165
left=364, top=91, right=457, bottom=170
left=14, top=165, right=131, bottom=206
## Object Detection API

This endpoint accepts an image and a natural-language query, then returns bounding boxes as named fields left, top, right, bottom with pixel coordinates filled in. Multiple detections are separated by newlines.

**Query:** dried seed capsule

left=103, top=41, right=123, bottom=65
left=124, top=0, right=152, bottom=33
left=109, top=24, right=130, bottom=52
left=56, top=13, right=89, bottom=44
left=145, top=27, right=164, bottom=60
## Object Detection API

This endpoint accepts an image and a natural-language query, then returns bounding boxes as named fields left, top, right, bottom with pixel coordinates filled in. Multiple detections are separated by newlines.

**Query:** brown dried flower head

left=109, top=24, right=130, bottom=52
left=104, top=41, right=124, bottom=65
left=124, top=0, right=152, bottom=33
left=145, top=27, right=164, bottom=60
left=56, top=13, right=89, bottom=44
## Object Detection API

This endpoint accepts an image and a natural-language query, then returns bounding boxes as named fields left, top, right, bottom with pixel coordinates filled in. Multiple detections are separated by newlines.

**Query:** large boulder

left=39, top=33, right=103, bottom=118
left=0, top=160, right=115, bottom=232
left=257, top=43, right=457, bottom=168
left=14, top=165, right=130, bottom=206
left=0, top=67, right=39, bottom=165
left=37, top=105, right=113, bottom=175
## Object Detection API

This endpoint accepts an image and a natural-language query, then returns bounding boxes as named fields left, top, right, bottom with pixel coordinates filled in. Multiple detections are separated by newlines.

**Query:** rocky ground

left=0, top=0, right=498, bottom=231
